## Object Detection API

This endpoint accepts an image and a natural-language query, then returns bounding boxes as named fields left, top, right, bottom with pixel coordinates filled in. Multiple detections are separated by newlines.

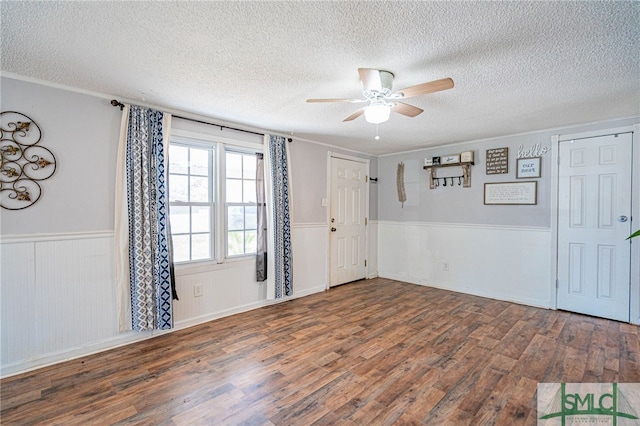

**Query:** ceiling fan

left=306, top=68, right=454, bottom=124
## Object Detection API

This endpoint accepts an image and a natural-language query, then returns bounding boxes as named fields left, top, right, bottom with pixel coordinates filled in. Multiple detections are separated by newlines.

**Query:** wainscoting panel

left=377, top=221, right=552, bottom=308
left=1, top=242, right=37, bottom=366
left=1, top=224, right=330, bottom=377
left=34, top=238, right=116, bottom=355
left=1, top=234, right=117, bottom=375
left=292, top=223, right=329, bottom=294
left=172, top=259, right=268, bottom=329
left=367, top=220, right=378, bottom=279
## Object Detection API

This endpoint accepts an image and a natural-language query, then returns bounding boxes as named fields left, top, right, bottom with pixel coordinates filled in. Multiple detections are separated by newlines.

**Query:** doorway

left=556, top=132, right=633, bottom=321
left=328, top=155, right=368, bottom=287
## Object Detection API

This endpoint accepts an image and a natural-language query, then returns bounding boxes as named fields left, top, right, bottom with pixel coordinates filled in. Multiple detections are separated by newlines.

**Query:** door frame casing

left=326, top=151, right=370, bottom=290
left=551, top=124, right=640, bottom=324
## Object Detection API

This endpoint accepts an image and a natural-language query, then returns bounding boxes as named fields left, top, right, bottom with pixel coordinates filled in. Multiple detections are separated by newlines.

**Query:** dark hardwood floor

left=1, top=278, right=638, bottom=425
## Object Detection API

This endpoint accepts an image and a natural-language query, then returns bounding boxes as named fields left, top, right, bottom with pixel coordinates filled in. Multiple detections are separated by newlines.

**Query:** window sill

left=174, top=256, right=255, bottom=276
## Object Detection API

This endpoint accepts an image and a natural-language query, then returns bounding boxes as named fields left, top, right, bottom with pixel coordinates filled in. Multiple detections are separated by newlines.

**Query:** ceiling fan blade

left=358, top=68, right=383, bottom=92
left=392, top=102, right=423, bottom=117
left=343, top=108, right=365, bottom=122
left=306, top=98, right=365, bottom=103
left=396, top=77, right=454, bottom=98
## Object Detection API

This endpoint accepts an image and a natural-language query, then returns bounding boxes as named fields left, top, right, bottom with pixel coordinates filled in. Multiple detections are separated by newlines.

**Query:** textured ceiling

left=2, top=1, right=639, bottom=155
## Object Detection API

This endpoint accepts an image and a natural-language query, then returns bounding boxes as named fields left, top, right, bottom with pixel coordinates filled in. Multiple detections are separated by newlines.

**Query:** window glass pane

left=226, top=179, right=242, bottom=203
left=169, top=145, right=188, bottom=174
left=191, top=233, right=210, bottom=260
left=226, top=152, right=242, bottom=179
left=228, top=206, right=244, bottom=231
left=190, top=176, right=209, bottom=202
left=192, top=206, right=210, bottom=233
left=169, top=175, right=188, bottom=202
left=169, top=140, right=216, bottom=263
left=172, top=234, right=190, bottom=262
left=243, top=180, right=256, bottom=203
left=244, top=230, right=257, bottom=254
left=170, top=206, right=190, bottom=233
left=243, top=155, right=256, bottom=179
left=245, top=205, right=257, bottom=230
left=227, top=231, right=244, bottom=256
left=190, top=148, right=209, bottom=176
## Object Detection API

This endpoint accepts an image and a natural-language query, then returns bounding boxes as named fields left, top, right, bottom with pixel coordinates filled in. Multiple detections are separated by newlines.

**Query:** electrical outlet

left=193, top=283, right=203, bottom=297
left=442, top=262, right=449, bottom=272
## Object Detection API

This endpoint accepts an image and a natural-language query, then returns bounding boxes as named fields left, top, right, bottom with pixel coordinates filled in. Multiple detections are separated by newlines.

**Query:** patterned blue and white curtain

left=265, top=135, right=293, bottom=298
left=115, top=105, right=175, bottom=332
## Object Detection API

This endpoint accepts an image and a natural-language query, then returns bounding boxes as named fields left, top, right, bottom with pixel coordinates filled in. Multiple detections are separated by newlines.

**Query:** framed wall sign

left=516, top=157, right=541, bottom=179
left=484, top=181, right=537, bottom=205
left=486, top=147, right=509, bottom=175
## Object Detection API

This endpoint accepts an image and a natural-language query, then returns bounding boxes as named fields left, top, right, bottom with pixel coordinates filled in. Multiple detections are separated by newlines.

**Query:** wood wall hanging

left=516, top=157, right=541, bottom=179
left=0, top=111, right=57, bottom=210
left=397, top=162, right=407, bottom=207
left=424, top=151, right=474, bottom=189
left=484, top=181, right=537, bottom=205
left=485, top=147, right=509, bottom=175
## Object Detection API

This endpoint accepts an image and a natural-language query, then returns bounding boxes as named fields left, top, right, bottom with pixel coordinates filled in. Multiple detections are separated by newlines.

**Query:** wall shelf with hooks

left=423, top=151, right=474, bottom=189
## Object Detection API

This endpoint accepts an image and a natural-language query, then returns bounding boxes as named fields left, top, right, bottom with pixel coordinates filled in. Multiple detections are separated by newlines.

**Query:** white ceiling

left=2, top=1, right=639, bottom=155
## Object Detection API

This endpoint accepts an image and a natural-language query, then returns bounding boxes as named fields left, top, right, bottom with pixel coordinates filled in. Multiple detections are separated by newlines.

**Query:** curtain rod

left=110, top=99, right=280, bottom=139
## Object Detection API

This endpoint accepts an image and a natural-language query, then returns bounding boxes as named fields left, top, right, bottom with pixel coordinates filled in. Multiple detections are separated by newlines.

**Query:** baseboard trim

left=378, top=272, right=551, bottom=310
left=1, top=285, right=327, bottom=379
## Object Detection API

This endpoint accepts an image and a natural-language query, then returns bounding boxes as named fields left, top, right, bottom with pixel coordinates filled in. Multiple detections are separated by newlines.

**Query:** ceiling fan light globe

left=364, top=104, right=390, bottom=124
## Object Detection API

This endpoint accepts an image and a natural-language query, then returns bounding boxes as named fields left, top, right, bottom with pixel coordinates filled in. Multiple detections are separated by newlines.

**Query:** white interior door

left=557, top=132, right=633, bottom=322
left=329, top=157, right=367, bottom=287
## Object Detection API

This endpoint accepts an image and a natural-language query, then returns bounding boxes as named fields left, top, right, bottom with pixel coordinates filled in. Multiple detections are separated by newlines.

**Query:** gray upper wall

left=377, top=117, right=638, bottom=228
left=0, top=77, right=121, bottom=235
left=0, top=76, right=376, bottom=235
left=288, top=140, right=378, bottom=224
left=0, top=76, right=634, bottom=233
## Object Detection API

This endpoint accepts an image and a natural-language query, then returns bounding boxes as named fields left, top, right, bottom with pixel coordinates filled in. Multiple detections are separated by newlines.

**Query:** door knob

left=618, top=216, right=628, bottom=223
left=331, top=227, right=337, bottom=232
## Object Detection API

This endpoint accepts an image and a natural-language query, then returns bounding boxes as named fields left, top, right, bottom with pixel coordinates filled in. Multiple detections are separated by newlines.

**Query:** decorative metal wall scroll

left=1, top=112, right=57, bottom=210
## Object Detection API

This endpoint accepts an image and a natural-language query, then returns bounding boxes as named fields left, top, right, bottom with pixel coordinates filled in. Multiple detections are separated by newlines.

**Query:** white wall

left=0, top=227, right=328, bottom=376
left=378, top=222, right=552, bottom=308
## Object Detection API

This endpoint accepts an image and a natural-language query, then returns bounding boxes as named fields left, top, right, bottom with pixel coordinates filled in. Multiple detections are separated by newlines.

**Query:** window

left=168, top=137, right=261, bottom=263
left=168, top=143, right=215, bottom=262
left=225, top=151, right=257, bottom=257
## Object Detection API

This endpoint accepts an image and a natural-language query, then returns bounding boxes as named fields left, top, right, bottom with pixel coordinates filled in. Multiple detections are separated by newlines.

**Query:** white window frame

left=169, top=129, right=263, bottom=267
left=224, top=147, right=260, bottom=259
left=168, top=138, right=216, bottom=263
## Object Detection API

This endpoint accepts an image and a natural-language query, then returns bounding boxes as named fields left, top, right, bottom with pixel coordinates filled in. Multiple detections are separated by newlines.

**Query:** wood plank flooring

left=1, top=278, right=638, bottom=425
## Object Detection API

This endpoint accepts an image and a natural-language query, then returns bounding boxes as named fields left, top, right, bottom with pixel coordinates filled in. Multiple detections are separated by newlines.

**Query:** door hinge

left=365, top=260, right=367, bottom=267
left=365, top=175, right=368, bottom=183
left=365, top=217, right=368, bottom=226
left=555, top=278, right=559, bottom=288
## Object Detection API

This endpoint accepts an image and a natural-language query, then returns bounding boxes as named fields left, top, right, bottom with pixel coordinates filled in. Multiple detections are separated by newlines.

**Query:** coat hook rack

left=424, top=151, right=474, bottom=189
